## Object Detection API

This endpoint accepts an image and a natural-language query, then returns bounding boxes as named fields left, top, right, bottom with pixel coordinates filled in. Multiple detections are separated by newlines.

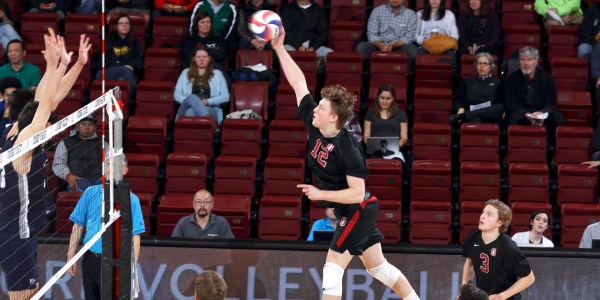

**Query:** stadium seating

left=214, top=156, right=257, bottom=197
left=64, top=14, right=101, bottom=49
left=157, top=193, right=192, bottom=237
left=502, top=24, right=540, bottom=58
left=55, top=191, right=83, bottom=234
left=506, top=125, right=547, bottom=165
left=230, top=81, right=270, bottom=121
left=414, top=87, right=453, bottom=124
left=557, top=90, right=593, bottom=127
left=143, top=47, right=181, bottom=81
left=409, top=201, right=452, bottom=245
left=220, top=119, right=263, bottom=158
left=173, top=116, right=215, bottom=159
left=366, top=159, right=403, bottom=243
left=268, top=120, right=308, bottom=158
left=125, top=116, right=168, bottom=159
left=236, top=49, right=273, bottom=69
left=55, top=80, right=85, bottom=116
left=328, top=21, right=365, bottom=53
left=329, top=0, right=367, bottom=22
left=415, top=54, right=453, bottom=88
left=551, top=57, right=589, bottom=91
left=547, top=26, right=579, bottom=58
left=370, top=51, right=409, bottom=90
left=411, top=123, right=452, bottom=161
left=282, top=51, right=318, bottom=89
left=212, top=194, right=252, bottom=239
left=135, top=80, right=175, bottom=122
left=410, top=160, right=452, bottom=203
left=324, top=52, right=363, bottom=90
left=510, top=202, right=553, bottom=239
left=20, top=13, right=59, bottom=46
left=262, top=157, right=305, bottom=197
left=459, top=162, right=501, bottom=204
left=125, top=153, right=160, bottom=197
left=460, top=123, right=500, bottom=163
left=508, top=163, right=549, bottom=204
left=460, top=201, right=486, bottom=244
left=557, top=164, right=598, bottom=206
left=460, top=54, right=499, bottom=79
left=275, top=84, right=301, bottom=120
left=258, top=195, right=303, bottom=240
left=152, top=16, right=188, bottom=47
left=554, top=126, right=594, bottom=165
left=165, top=153, right=208, bottom=194
left=561, top=204, right=600, bottom=248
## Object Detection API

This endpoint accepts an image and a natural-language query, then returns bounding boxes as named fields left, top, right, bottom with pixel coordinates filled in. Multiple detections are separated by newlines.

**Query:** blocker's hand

left=270, top=27, right=286, bottom=50
left=297, top=184, right=322, bottom=200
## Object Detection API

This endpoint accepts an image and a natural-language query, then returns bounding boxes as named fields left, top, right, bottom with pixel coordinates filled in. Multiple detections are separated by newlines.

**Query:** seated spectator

left=415, top=0, right=459, bottom=55
left=456, top=0, right=500, bottom=60
left=455, top=284, right=488, bottom=300
left=590, top=44, right=600, bottom=111
left=76, top=0, right=101, bottom=14
left=107, top=0, right=151, bottom=29
left=588, top=120, right=600, bottom=160
left=534, top=0, right=582, bottom=29
left=178, top=11, right=228, bottom=68
left=0, top=0, right=21, bottom=49
left=577, top=2, right=600, bottom=59
left=356, top=0, right=417, bottom=72
left=453, top=52, right=503, bottom=124
left=171, top=189, right=235, bottom=239
left=0, top=89, right=32, bottom=147
left=307, top=208, right=336, bottom=241
left=0, top=76, right=22, bottom=131
left=153, top=0, right=197, bottom=18
left=237, top=0, right=277, bottom=50
left=579, top=221, right=600, bottom=248
left=505, top=46, right=564, bottom=140
left=511, top=209, right=554, bottom=248
left=280, top=0, right=332, bottom=59
left=52, top=115, right=104, bottom=192
left=189, top=0, right=237, bottom=41
left=0, top=40, right=41, bottom=90
left=363, top=84, right=408, bottom=153
left=24, top=0, right=68, bottom=19
left=95, top=14, right=143, bottom=99
left=174, top=45, right=229, bottom=125
left=195, top=270, right=227, bottom=300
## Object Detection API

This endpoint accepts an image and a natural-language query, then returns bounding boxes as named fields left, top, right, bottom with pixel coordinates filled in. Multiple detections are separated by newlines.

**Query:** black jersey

left=297, top=94, right=369, bottom=208
left=463, top=230, right=532, bottom=300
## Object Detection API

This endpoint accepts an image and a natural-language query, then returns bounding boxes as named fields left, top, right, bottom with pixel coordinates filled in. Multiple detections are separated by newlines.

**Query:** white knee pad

left=367, top=260, right=402, bottom=288
left=322, top=262, right=344, bottom=296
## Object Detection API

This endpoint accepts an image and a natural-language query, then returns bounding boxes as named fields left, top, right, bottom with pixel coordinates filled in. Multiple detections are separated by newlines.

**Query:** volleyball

left=248, top=10, right=282, bottom=41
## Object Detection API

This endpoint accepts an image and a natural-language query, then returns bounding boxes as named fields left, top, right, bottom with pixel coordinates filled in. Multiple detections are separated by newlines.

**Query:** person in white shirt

left=415, top=0, right=459, bottom=54
left=511, top=209, right=554, bottom=247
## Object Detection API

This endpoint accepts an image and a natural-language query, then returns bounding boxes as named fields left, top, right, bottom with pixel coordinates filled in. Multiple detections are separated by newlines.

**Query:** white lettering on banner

left=170, top=263, right=203, bottom=299
left=44, top=261, right=72, bottom=299
left=420, top=271, right=428, bottom=300
left=381, top=287, right=402, bottom=300
left=451, top=272, right=460, bottom=300
left=138, top=263, right=167, bottom=300
left=346, top=269, right=374, bottom=300
left=247, top=266, right=270, bottom=300
left=308, top=267, right=323, bottom=298
left=279, top=267, right=302, bottom=299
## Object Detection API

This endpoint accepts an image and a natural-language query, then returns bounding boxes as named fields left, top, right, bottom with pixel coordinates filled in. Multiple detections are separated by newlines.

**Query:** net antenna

left=29, top=88, right=123, bottom=300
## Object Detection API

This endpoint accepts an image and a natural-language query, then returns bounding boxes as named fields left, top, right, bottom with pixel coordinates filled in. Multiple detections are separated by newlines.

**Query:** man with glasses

left=171, top=189, right=234, bottom=239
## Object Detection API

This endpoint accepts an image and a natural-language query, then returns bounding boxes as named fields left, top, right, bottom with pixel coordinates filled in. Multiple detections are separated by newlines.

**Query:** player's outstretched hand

left=42, top=28, right=60, bottom=67
left=270, top=27, right=286, bottom=50
left=57, top=35, right=73, bottom=66
left=77, top=34, right=92, bottom=66
left=581, top=161, right=600, bottom=169
left=488, top=294, right=504, bottom=300
left=297, top=184, right=322, bottom=200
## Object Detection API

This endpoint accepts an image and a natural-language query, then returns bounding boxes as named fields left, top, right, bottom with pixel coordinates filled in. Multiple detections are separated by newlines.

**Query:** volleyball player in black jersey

left=462, top=199, right=535, bottom=300
left=271, top=29, right=420, bottom=300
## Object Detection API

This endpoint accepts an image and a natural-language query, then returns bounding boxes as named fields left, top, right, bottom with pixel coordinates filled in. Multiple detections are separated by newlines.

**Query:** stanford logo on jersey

left=491, top=248, right=497, bottom=256
left=340, top=217, right=347, bottom=226
left=325, top=143, right=335, bottom=152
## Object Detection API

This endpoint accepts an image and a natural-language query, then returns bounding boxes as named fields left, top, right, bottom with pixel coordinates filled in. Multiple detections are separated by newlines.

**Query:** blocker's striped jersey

left=0, top=133, right=49, bottom=238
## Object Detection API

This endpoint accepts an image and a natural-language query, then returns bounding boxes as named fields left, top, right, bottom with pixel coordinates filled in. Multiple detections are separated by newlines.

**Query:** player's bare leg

left=359, top=243, right=420, bottom=299
left=322, top=249, right=354, bottom=300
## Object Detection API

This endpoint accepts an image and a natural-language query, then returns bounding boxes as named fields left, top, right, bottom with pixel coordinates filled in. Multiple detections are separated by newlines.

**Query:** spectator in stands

left=357, top=0, right=417, bottom=72
left=363, top=84, right=408, bottom=151
left=153, top=0, right=198, bottom=18
left=534, top=0, right=582, bottom=29
left=24, top=0, right=68, bottom=19
left=455, top=284, right=488, bottom=300
left=195, top=270, right=228, bottom=300
left=172, top=189, right=235, bottom=239
left=237, top=0, right=277, bottom=50
left=76, top=0, right=100, bottom=14
left=307, top=208, right=337, bottom=241
left=511, top=209, right=554, bottom=248
left=0, top=89, right=31, bottom=150
left=586, top=120, right=600, bottom=160
left=0, top=76, right=22, bottom=132
left=96, top=14, right=143, bottom=99
left=280, top=0, right=332, bottom=59
left=579, top=221, right=600, bottom=248
left=0, top=0, right=21, bottom=49
left=577, top=2, right=600, bottom=59
left=453, top=52, right=503, bottom=124
left=107, top=0, right=151, bottom=29
left=456, top=0, right=500, bottom=61
left=174, top=45, right=229, bottom=125
left=504, top=46, right=564, bottom=140
left=0, top=40, right=41, bottom=90
left=52, top=115, right=104, bottom=192
left=178, top=11, right=228, bottom=68
left=589, top=44, right=600, bottom=111
left=67, top=154, right=145, bottom=300
left=189, top=0, right=237, bottom=41
left=415, top=0, right=459, bottom=55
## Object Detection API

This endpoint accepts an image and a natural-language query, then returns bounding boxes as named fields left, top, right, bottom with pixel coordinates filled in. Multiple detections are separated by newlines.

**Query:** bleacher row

left=5, top=0, right=599, bottom=247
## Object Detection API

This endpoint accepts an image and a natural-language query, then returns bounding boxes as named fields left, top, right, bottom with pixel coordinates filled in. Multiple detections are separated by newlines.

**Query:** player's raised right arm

left=271, top=29, right=310, bottom=106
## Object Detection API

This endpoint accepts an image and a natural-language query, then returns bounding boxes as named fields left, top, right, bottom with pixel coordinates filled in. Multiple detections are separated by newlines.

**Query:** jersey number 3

left=479, top=253, right=490, bottom=273
left=310, top=139, right=329, bottom=168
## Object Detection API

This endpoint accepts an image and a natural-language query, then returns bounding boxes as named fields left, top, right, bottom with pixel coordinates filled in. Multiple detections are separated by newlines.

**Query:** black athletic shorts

left=0, top=232, right=39, bottom=291
left=330, top=196, right=384, bottom=255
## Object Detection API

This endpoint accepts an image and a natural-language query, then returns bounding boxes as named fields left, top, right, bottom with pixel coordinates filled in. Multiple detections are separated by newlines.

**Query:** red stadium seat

left=212, top=194, right=252, bottom=238
left=508, top=163, right=549, bottom=204
left=55, top=191, right=83, bottom=233
left=143, top=47, right=181, bottom=81
left=165, top=153, right=207, bottom=194
left=173, top=116, right=214, bottom=158
left=367, top=159, right=403, bottom=243
left=409, top=201, right=452, bottom=245
left=460, top=123, right=500, bottom=163
left=64, top=14, right=101, bottom=50
left=236, top=49, right=273, bottom=69
left=90, top=80, right=131, bottom=104
left=506, top=125, right=547, bottom=165
left=547, top=26, right=579, bottom=58
left=557, top=164, right=598, bottom=206
left=501, top=0, right=538, bottom=28
left=415, top=54, right=452, bottom=88
left=557, top=90, right=593, bottom=127
left=510, top=202, right=553, bottom=239
left=551, top=57, right=589, bottom=91
left=328, top=21, right=364, bottom=53
left=325, top=52, right=363, bottom=90
left=23, top=44, right=45, bottom=74
left=329, top=0, right=367, bottom=21
left=125, top=153, right=160, bottom=197
left=157, top=193, right=192, bottom=236
left=502, top=24, right=540, bottom=58
left=125, top=116, right=168, bottom=159
left=460, top=201, right=486, bottom=244
left=20, top=13, right=59, bottom=46
left=411, top=123, right=452, bottom=161
left=230, top=81, right=270, bottom=121
left=55, top=80, right=84, bottom=116
left=281, top=52, right=318, bottom=89
left=258, top=195, right=302, bottom=240
left=263, top=157, right=305, bottom=196
left=459, top=162, right=501, bottom=204
left=214, top=156, right=257, bottom=197
left=410, top=160, right=452, bottom=203
left=413, top=88, right=452, bottom=123
left=136, top=80, right=175, bottom=121
left=220, top=119, right=263, bottom=158
left=268, top=119, right=308, bottom=158
left=370, top=52, right=408, bottom=89
left=561, top=203, right=600, bottom=247
left=137, top=193, right=153, bottom=235
left=275, top=84, right=300, bottom=120
left=555, top=126, right=593, bottom=165
left=152, top=16, right=188, bottom=47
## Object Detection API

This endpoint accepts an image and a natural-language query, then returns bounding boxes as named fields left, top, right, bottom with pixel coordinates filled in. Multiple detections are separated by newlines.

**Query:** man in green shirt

left=0, top=40, right=41, bottom=90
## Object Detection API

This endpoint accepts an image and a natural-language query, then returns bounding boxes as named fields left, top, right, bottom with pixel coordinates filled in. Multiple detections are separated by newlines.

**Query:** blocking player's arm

left=270, top=29, right=310, bottom=106
left=54, top=35, right=92, bottom=108
left=67, top=223, right=84, bottom=276
left=496, top=271, right=535, bottom=300
left=461, top=258, right=474, bottom=285
left=299, top=175, right=366, bottom=204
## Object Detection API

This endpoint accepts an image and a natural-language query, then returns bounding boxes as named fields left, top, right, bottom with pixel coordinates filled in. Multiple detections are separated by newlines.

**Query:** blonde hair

left=320, top=84, right=356, bottom=129
left=485, top=199, right=512, bottom=232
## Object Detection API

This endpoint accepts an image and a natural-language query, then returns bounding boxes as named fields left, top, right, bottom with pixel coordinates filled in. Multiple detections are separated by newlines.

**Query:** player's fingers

left=296, top=184, right=309, bottom=189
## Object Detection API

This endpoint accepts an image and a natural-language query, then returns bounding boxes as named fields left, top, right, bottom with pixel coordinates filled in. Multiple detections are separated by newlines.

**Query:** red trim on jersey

left=336, top=211, right=360, bottom=248
left=360, top=196, right=377, bottom=209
